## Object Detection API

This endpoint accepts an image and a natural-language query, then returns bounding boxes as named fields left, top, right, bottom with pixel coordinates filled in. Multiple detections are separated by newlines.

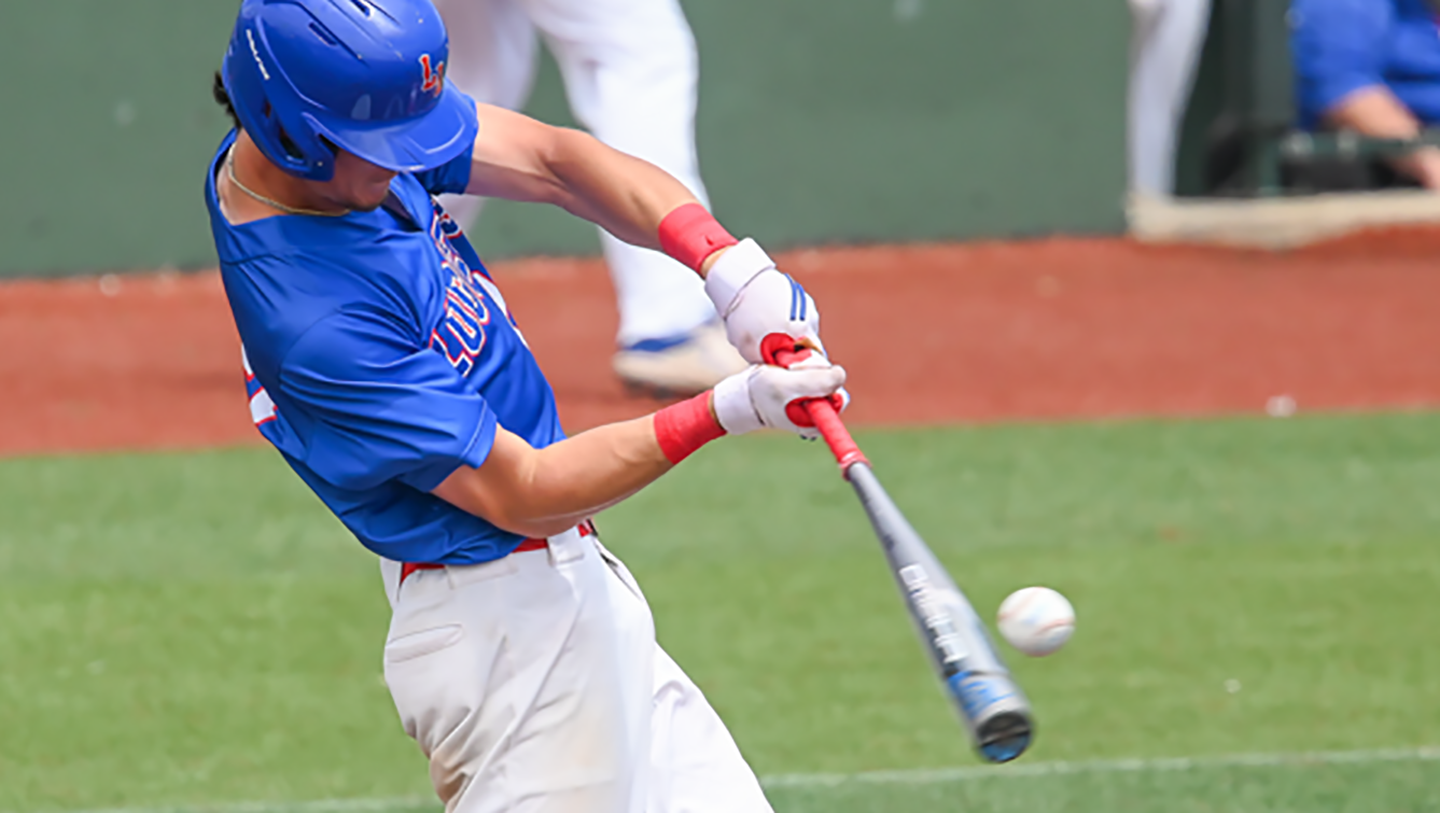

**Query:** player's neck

left=220, top=132, right=349, bottom=224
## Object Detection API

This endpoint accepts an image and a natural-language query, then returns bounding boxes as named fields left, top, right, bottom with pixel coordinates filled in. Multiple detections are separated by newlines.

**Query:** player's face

left=318, top=150, right=399, bottom=212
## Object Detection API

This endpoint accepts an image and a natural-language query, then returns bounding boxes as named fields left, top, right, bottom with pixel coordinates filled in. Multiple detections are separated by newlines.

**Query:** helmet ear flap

left=254, top=101, right=301, bottom=162
left=222, top=15, right=339, bottom=181
left=277, top=127, right=304, bottom=161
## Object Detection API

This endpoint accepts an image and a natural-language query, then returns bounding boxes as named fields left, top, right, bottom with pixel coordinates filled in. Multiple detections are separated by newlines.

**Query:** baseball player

left=431, top=0, right=746, bottom=396
left=204, top=1, right=846, bottom=811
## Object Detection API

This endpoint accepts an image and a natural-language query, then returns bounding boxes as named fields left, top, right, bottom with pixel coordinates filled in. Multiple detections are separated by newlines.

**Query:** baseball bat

left=770, top=345, right=1035, bottom=763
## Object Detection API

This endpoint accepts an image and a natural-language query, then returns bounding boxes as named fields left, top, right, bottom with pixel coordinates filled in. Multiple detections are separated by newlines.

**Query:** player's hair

left=213, top=71, right=241, bottom=131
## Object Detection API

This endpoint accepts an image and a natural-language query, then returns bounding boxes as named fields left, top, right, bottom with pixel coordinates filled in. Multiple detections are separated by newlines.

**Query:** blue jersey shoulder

left=206, top=131, right=565, bottom=565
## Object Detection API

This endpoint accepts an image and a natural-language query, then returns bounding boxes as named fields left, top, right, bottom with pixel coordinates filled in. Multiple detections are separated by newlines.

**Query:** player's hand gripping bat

left=768, top=342, right=1035, bottom=763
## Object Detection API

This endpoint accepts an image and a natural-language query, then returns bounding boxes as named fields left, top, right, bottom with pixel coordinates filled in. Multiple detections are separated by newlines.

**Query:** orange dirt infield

left=5, top=229, right=1440, bottom=457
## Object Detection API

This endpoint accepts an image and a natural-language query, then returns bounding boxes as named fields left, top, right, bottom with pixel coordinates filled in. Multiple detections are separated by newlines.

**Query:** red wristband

left=653, top=391, right=726, bottom=464
left=658, top=203, right=738, bottom=274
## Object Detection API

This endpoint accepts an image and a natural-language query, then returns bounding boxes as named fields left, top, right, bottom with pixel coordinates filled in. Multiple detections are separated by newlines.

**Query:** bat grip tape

left=768, top=344, right=870, bottom=476
left=806, top=399, right=869, bottom=475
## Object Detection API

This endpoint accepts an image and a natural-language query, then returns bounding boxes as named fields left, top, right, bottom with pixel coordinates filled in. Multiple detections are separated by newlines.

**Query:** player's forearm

left=433, top=362, right=846, bottom=538
left=1324, top=87, right=1440, bottom=188
left=539, top=129, right=703, bottom=251
left=1325, top=85, right=1422, bottom=138
left=515, top=417, right=672, bottom=532
left=432, top=417, right=675, bottom=538
left=464, top=105, right=718, bottom=263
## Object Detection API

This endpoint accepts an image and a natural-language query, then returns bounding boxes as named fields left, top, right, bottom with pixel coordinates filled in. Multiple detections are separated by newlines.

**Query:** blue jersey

left=204, top=130, right=566, bottom=566
left=1292, top=0, right=1440, bottom=127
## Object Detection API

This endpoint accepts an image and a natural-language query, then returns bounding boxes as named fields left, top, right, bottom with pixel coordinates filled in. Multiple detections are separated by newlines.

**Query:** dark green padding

left=0, top=0, right=1127, bottom=278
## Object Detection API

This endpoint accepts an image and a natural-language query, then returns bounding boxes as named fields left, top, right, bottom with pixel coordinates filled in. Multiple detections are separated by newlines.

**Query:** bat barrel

left=975, top=710, right=1033, bottom=763
left=948, top=671, right=1034, bottom=762
left=847, top=462, right=1036, bottom=763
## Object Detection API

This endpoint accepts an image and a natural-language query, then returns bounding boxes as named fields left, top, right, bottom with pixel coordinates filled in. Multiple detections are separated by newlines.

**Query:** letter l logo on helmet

left=419, top=54, right=446, bottom=96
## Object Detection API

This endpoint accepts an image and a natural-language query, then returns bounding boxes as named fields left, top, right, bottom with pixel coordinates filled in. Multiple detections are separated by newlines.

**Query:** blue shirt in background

left=204, top=129, right=566, bottom=566
left=1292, top=0, right=1440, bottom=127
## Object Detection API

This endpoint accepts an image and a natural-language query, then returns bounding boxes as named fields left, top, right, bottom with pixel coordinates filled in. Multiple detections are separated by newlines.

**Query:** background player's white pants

left=379, top=528, right=773, bottom=813
left=1127, top=0, right=1211, bottom=196
left=434, top=0, right=717, bottom=348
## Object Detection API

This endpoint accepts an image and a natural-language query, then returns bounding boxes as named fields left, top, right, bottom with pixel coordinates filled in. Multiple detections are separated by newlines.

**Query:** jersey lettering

left=425, top=203, right=495, bottom=376
left=429, top=271, right=492, bottom=376
left=428, top=202, right=471, bottom=278
left=430, top=200, right=530, bottom=348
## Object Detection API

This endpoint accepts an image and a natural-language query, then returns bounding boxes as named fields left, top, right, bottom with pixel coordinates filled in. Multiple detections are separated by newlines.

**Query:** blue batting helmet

left=220, top=0, right=477, bottom=181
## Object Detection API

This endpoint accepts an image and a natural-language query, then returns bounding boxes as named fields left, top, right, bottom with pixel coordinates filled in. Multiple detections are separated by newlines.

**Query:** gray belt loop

left=547, top=525, right=586, bottom=566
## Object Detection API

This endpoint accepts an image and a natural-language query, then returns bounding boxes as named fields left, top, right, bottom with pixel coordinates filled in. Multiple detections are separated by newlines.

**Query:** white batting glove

left=712, top=357, right=848, bottom=440
left=704, top=238, right=824, bottom=364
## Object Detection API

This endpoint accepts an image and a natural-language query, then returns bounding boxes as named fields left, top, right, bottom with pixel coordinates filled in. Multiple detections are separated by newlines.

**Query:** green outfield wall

left=0, top=1, right=1127, bottom=278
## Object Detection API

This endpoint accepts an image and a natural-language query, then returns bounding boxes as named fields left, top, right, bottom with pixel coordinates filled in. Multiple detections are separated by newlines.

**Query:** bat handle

left=802, top=398, right=870, bottom=474
left=767, top=340, right=870, bottom=476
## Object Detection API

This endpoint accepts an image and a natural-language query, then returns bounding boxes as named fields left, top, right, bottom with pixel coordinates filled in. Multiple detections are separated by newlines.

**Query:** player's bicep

left=463, top=104, right=573, bottom=203
left=430, top=426, right=540, bottom=531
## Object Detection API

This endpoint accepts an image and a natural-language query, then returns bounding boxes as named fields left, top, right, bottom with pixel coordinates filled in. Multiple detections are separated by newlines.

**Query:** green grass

left=764, top=759, right=1440, bottom=812
left=3, top=413, right=1440, bottom=811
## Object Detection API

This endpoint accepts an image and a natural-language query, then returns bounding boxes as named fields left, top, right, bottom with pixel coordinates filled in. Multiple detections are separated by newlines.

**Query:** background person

left=432, top=0, right=746, bottom=396
left=1292, top=0, right=1440, bottom=189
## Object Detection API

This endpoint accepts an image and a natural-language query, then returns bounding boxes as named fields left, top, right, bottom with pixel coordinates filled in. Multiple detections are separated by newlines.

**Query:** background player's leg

left=432, top=0, right=540, bottom=227
left=1127, top=0, right=1211, bottom=197
left=529, top=0, right=746, bottom=394
left=383, top=531, right=651, bottom=813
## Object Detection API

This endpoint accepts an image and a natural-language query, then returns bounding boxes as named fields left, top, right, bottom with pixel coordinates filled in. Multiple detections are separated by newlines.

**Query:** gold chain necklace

left=224, top=149, right=349, bottom=218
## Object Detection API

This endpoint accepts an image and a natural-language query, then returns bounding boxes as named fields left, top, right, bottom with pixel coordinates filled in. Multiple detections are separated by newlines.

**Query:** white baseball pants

left=1127, top=0, right=1211, bottom=196
left=433, top=0, right=718, bottom=347
left=379, top=527, right=773, bottom=813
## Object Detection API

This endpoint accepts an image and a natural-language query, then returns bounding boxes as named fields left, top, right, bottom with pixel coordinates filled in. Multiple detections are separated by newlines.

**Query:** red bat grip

left=802, top=397, right=869, bottom=473
left=768, top=342, right=870, bottom=475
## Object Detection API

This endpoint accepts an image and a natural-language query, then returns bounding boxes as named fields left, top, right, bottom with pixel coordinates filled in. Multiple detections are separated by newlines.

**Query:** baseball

left=997, top=587, right=1075, bottom=657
